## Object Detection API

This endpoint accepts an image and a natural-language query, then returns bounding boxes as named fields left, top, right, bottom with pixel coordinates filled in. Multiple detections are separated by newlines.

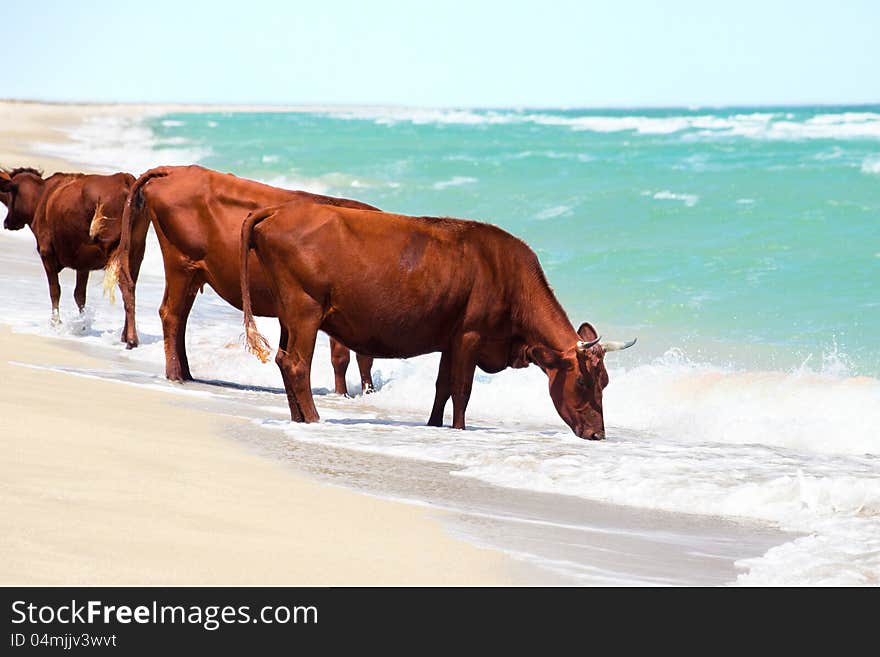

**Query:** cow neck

left=516, top=282, right=579, bottom=355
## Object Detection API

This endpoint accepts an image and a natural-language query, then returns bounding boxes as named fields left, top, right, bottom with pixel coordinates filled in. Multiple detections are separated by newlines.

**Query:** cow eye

left=576, top=376, right=586, bottom=388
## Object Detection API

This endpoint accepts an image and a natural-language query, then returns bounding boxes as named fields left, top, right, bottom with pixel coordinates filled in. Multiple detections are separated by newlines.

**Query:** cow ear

left=0, top=175, right=11, bottom=193
left=577, top=322, right=599, bottom=342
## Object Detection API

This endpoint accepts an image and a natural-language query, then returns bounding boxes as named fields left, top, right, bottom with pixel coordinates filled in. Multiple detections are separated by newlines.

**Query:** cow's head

left=1, top=168, right=44, bottom=230
left=531, top=322, right=636, bottom=440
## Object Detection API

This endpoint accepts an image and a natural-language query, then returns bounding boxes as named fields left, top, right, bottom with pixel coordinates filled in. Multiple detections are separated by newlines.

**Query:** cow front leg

left=159, top=268, right=200, bottom=382
left=329, top=337, right=351, bottom=396
left=449, top=333, right=480, bottom=430
left=427, top=350, right=451, bottom=426
left=357, top=353, right=375, bottom=394
left=41, top=258, right=62, bottom=326
left=74, top=269, right=89, bottom=313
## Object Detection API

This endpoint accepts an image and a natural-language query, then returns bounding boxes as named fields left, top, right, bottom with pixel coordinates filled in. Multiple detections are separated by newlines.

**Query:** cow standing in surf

left=240, top=199, right=635, bottom=439
left=0, top=167, right=134, bottom=324
left=114, top=165, right=377, bottom=394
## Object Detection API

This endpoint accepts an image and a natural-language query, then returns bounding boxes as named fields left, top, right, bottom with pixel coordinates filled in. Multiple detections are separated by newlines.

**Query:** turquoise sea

left=149, top=105, right=880, bottom=376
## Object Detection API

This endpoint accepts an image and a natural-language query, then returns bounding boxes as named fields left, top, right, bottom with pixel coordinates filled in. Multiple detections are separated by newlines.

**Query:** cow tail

left=240, top=208, right=273, bottom=363
left=115, top=168, right=169, bottom=348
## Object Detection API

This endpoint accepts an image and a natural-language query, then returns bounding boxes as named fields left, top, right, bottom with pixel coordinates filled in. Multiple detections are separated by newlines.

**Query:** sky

left=2, top=0, right=878, bottom=108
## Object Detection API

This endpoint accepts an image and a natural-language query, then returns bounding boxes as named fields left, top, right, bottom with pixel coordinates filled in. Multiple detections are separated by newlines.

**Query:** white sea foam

left=262, top=171, right=400, bottom=194
left=861, top=155, right=880, bottom=174
left=31, top=114, right=211, bottom=175
left=261, top=174, right=331, bottom=195
left=322, top=107, right=880, bottom=141
left=534, top=205, right=572, bottom=220
left=432, top=176, right=477, bottom=190
left=651, top=190, right=699, bottom=207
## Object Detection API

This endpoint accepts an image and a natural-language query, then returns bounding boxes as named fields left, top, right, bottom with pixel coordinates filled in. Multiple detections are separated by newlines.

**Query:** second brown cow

left=114, top=165, right=378, bottom=395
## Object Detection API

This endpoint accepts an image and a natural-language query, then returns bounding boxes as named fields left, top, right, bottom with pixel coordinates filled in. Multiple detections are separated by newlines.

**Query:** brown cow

left=239, top=199, right=636, bottom=439
left=0, top=167, right=134, bottom=323
left=114, top=165, right=377, bottom=394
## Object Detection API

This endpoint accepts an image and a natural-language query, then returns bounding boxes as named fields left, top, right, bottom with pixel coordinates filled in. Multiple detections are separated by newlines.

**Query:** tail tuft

left=243, top=324, right=272, bottom=363
left=102, top=250, right=120, bottom=304
left=89, top=201, right=107, bottom=240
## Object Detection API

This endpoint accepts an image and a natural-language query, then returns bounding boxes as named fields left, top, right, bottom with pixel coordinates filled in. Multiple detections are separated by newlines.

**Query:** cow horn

left=602, top=338, right=637, bottom=352
left=576, top=336, right=601, bottom=352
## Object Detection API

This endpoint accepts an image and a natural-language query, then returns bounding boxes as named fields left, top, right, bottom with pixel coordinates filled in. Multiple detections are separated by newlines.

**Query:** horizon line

left=3, top=98, right=879, bottom=113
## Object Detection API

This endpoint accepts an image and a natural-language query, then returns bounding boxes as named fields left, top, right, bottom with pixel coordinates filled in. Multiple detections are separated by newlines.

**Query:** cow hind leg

left=329, top=337, right=351, bottom=396
left=159, top=268, right=201, bottom=382
left=449, top=332, right=480, bottom=430
left=427, top=350, right=451, bottom=427
left=277, top=337, right=321, bottom=423
left=357, top=354, right=375, bottom=394
left=275, top=298, right=322, bottom=423
left=41, top=258, right=62, bottom=326
left=275, top=324, right=303, bottom=421
left=74, top=269, right=89, bottom=313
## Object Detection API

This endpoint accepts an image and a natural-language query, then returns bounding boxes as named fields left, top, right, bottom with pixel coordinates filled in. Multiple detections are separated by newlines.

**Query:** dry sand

left=0, top=100, right=527, bottom=585
left=0, top=326, right=520, bottom=585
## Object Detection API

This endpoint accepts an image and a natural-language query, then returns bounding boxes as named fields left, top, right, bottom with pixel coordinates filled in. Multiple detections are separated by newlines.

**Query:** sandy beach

left=0, top=100, right=529, bottom=585
left=0, top=326, right=526, bottom=585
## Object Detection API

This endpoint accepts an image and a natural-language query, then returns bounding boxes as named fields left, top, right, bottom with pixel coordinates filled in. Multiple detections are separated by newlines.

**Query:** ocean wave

left=432, top=175, right=478, bottom=190
left=320, top=107, right=880, bottom=141
left=31, top=114, right=211, bottom=175
left=534, top=205, right=572, bottom=220
left=261, top=172, right=400, bottom=194
left=650, top=190, right=699, bottom=207
left=861, top=155, right=880, bottom=174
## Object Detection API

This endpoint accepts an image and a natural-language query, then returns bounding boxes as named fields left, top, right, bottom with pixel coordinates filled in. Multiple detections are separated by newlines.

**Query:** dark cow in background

left=0, top=167, right=134, bottom=324
left=114, top=165, right=376, bottom=395
left=240, top=199, right=636, bottom=439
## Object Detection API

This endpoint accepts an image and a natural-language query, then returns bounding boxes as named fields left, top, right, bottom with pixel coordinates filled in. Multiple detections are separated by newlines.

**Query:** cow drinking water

left=240, top=198, right=635, bottom=439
